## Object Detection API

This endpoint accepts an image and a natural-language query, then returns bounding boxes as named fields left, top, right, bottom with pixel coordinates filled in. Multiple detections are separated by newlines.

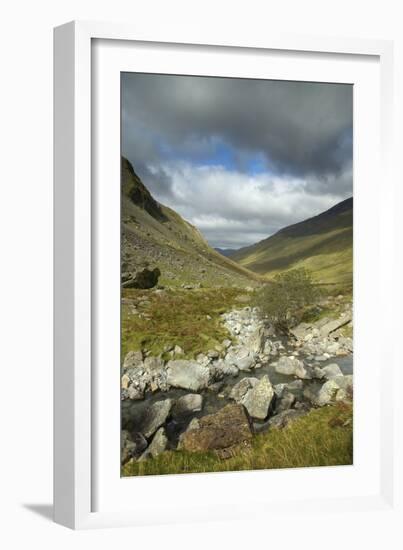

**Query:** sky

left=121, top=73, right=353, bottom=249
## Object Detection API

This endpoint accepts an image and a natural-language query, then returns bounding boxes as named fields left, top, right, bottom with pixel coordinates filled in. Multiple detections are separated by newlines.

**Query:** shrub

left=256, top=268, right=320, bottom=332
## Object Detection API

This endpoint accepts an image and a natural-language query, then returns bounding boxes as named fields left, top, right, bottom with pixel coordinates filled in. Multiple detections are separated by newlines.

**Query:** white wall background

left=0, top=0, right=401, bottom=547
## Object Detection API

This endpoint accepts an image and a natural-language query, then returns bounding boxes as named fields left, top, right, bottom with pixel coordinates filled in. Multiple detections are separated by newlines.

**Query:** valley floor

left=121, top=284, right=353, bottom=476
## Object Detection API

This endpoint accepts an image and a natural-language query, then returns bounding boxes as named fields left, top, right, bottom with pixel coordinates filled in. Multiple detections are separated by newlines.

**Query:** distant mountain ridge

left=215, top=248, right=238, bottom=257
left=230, top=198, right=353, bottom=285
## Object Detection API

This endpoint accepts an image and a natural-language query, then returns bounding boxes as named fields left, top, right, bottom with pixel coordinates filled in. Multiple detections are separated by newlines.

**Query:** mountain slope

left=230, top=198, right=353, bottom=284
left=121, top=157, right=260, bottom=288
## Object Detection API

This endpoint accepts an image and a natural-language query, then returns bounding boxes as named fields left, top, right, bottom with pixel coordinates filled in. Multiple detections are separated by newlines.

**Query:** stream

left=122, top=350, right=353, bottom=448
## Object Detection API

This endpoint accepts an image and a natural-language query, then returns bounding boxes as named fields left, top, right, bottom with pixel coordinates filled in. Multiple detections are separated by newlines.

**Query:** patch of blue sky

left=154, top=134, right=274, bottom=177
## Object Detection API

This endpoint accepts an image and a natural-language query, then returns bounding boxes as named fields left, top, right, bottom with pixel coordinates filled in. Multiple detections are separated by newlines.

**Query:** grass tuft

left=122, top=287, right=252, bottom=358
left=122, top=402, right=353, bottom=476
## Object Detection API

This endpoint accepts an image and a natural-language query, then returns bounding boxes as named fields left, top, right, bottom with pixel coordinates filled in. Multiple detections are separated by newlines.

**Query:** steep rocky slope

left=121, top=157, right=260, bottom=288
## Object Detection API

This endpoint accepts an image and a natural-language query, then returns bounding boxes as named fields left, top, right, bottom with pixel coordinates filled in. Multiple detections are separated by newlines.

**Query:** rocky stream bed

left=121, top=303, right=353, bottom=465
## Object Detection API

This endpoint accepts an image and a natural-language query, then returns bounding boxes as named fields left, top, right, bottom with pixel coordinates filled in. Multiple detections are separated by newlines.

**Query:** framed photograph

left=54, top=21, right=397, bottom=530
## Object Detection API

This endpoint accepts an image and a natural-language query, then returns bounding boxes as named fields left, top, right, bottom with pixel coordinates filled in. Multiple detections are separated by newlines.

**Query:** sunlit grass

left=122, top=402, right=353, bottom=476
left=121, top=287, right=253, bottom=358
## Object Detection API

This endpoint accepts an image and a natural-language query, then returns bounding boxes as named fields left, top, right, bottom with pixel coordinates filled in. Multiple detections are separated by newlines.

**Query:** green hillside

left=121, top=157, right=260, bottom=288
left=230, top=198, right=353, bottom=285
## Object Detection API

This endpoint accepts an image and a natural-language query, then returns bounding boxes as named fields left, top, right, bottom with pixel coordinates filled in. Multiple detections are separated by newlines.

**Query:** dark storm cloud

left=121, top=73, right=352, bottom=248
left=122, top=73, right=352, bottom=178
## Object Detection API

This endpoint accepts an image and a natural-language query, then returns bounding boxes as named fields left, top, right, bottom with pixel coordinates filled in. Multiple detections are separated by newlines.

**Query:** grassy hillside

left=230, top=198, right=353, bottom=285
left=121, top=157, right=260, bottom=288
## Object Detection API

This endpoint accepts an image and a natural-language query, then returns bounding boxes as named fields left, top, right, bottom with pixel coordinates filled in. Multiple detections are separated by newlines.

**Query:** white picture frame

left=54, top=21, right=398, bottom=530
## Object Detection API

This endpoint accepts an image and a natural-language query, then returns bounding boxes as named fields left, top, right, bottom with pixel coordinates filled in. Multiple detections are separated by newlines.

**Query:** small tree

left=256, top=268, right=320, bottom=332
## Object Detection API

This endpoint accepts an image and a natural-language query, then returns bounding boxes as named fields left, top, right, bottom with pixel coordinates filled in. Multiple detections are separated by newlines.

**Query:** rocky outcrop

left=290, top=307, right=353, bottom=360
left=229, top=376, right=274, bottom=420
left=274, top=356, right=311, bottom=379
left=122, top=267, right=161, bottom=289
left=303, top=374, right=353, bottom=406
left=229, top=377, right=258, bottom=402
left=179, top=404, right=253, bottom=452
left=139, top=427, right=168, bottom=461
left=319, top=363, right=343, bottom=380
left=121, top=430, right=148, bottom=464
left=139, top=399, right=173, bottom=438
left=241, top=375, right=274, bottom=420
left=172, top=394, right=203, bottom=416
left=166, top=360, right=211, bottom=391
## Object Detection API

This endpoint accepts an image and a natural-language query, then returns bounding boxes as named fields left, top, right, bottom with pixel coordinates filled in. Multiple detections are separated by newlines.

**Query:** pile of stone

left=290, top=308, right=353, bottom=361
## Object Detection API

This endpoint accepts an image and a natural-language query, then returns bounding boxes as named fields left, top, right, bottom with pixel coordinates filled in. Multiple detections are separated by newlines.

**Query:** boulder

left=121, top=373, right=130, bottom=390
left=127, top=384, right=144, bottom=400
left=290, top=323, right=312, bottom=341
left=178, top=418, right=200, bottom=449
left=321, top=363, right=343, bottom=380
left=138, top=427, right=168, bottom=460
left=286, top=379, right=304, bottom=391
left=275, top=390, right=296, bottom=413
left=196, top=353, right=210, bottom=367
left=143, top=356, right=164, bottom=372
left=273, top=383, right=287, bottom=398
left=209, top=359, right=239, bottom=380
left=326, top=342, right=341, bottom=355
left=226, top=347, right=255, bottom=371
left=229, top=377, right=258, bottom=402
left=179, top=404, right=253, bottom=452
left=242, top=375, right=274, bottom=420
left=122, top=267, right=161, bottom=289
left=294, top=362, right=313, bottom=380
left=173, top=394, right=203, bottom=416
left=333, top=374, right=353, bottom=391
left=121, top=430, right=147, bottom=464
left=268, top=409, right=307, bottom=429
left=167, top=360, right=210, bottom=391
left=303, top=380, right=340, bottom=406
left=123, top=350, right=143, bottom=371
left=275, top=356, right=304, bottom=376
left=140, top=399, right=172, bottom=438
left=319, top=312, right=352, bottom=337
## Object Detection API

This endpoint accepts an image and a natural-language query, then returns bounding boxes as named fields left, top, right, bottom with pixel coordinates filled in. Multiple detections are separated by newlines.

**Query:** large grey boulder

left=226, top=347, right=255, bottom=371
left=173, top=394, right=203, bottom=416
left=167, top=360, right=210, bottom=391
left=303, top=380, right=339, bottom=406
left=209, top=359, right=239, bottom=380
left=127, top=384, right=145, bottom=400
left=275, top=356, right=304, bottom=376
left=229, top=377, right=258, bottom=403
left=321, top=363, right=343, bottom=380
left=140, top=399, right=172, bottom=438
left=242, top=375, right=274, bottom=420
left=138, top=427, right=168, bottom=460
